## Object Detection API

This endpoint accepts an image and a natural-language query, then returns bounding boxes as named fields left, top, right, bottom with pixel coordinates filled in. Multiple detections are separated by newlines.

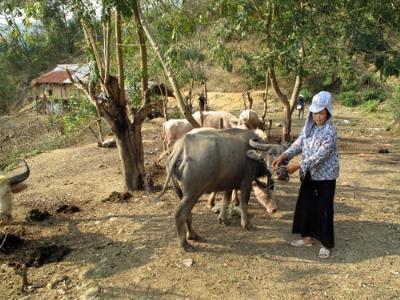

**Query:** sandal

left=290, top=239, right=313, bottom=247
left=319, top=247, right=330, bottom=259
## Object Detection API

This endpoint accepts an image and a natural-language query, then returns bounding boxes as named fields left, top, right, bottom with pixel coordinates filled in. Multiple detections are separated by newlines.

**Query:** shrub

left=339, top=87, right=386, bottom=108
left=360, top=87, right=386, bottom=103
left=360, top=100, right=380, bottom=113
left=62, top=97, right=97, bottom=135
left=338, top=91, right=360, bottom=107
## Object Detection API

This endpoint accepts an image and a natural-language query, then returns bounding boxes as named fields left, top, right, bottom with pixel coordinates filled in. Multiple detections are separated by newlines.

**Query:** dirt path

left=1, top=96, right=399, bottom=299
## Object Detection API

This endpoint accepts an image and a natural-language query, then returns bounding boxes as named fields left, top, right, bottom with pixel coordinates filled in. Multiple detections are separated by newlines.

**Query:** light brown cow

left=238, top=109, right=265, bottom=130
left=193, top=111, right=239, bottom=129
left=162, top=111, right=239, bottom=151
left=162, top=119, right=193, bottom=150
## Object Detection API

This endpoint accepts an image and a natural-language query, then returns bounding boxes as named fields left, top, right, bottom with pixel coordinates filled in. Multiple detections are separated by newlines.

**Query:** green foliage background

left=0, top=0, right=399, bottom=117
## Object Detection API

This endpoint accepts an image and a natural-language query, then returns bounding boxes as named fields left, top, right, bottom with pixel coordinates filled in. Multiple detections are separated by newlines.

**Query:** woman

left=272, top=91, right=339, bottom=259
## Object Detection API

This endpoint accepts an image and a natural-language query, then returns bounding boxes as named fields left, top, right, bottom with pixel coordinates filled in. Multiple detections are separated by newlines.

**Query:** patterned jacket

left=283, top=122, right=339, bottom=181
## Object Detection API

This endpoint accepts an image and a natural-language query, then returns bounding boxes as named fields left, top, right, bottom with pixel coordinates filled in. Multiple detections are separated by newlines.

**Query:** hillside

left=0, top=93, right=399, bottom=299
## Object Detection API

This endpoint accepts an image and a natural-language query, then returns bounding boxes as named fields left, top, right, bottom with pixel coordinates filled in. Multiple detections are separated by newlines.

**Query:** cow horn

left=8, top=160, right=30, bottom=186
left=246, top=150, right=264, bottom=162
left=249, top=138, right=273, bottom=151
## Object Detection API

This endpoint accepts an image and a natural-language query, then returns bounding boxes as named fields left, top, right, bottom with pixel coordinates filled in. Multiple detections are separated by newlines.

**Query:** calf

left=162, top=119, right=193, bottom=150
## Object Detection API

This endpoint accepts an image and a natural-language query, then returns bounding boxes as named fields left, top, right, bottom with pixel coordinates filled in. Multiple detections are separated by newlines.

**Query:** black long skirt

left=292, top=172, right=336, bottom=249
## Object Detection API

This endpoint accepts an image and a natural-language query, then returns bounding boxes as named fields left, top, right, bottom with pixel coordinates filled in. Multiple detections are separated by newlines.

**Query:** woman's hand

left=272, top=154, right=287, bottom=170
left=286, top=162, right=300, bottom=174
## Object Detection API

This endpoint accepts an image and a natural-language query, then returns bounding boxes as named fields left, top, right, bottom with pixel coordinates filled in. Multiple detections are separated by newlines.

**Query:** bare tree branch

left=135, top=0, right=200, bottom=128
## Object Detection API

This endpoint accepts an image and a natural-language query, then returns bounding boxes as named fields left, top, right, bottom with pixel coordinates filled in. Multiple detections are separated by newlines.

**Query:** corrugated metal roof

left=31, top=64, right=90, bottom=86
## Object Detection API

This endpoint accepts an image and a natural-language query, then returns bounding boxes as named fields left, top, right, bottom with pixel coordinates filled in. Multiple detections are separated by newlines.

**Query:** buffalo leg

left=232, top=190, right=239, bottom=206
left=186, top=211, right=206, bottom=242
left=239, top=187, right=251, bottom=230
left=0, top=191, right=12, bottom=223
left=207, top=192, right=216, bottom=208
left=218, top=190, right=232, bottom=226
left=175, top=197, right=196, bottom=251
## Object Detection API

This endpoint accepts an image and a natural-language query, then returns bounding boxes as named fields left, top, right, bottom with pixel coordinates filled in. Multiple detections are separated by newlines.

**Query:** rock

left=100, top=138, right=116, bottom=148
left=378, top=147, right=389, bottom=153
left=80, top=286, right=100, bottom=300
left=182, top=258, right=194, bottom=267
left=57, top=289, right=66, bottom=295
left=79, top=269, right=89, bottom=280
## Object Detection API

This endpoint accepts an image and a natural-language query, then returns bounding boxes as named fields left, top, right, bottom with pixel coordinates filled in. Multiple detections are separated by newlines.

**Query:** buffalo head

left=0, top=160, right=30, bottom=223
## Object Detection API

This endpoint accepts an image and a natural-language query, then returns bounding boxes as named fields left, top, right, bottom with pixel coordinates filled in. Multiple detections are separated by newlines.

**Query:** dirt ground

left=1, top=93, right=399, bottom=300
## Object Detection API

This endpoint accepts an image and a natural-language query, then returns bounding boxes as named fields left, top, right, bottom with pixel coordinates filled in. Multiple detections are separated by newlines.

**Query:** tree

left=205, top=0, right=368, bottom=141
left=0, top=0, right=82, bottom=113
left=67, top=0, right=201, bottom=191
left=134, top=0, right=201, bottom=125
left=65, top=1, right=150, bottom=191
left=209, top=0, right=399, bottom=140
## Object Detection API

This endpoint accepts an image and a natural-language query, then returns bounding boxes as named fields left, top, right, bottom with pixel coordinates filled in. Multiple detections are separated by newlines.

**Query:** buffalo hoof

left=218, top=216, right=230, bottom=226
left=181, top=242, right=196, bottom=252
left=187, top=233, right=206, bottom=242
left=241, top=222, right=252, bottom=230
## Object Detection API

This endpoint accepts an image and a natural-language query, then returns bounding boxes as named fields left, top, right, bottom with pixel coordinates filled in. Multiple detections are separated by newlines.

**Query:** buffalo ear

left=10, top=183, right=28, bottom=193
left=254, top=176, right=274, bottom=191
left=253, top=178, right=268, bottom=189
left=246, top=150, right=264, bottom=162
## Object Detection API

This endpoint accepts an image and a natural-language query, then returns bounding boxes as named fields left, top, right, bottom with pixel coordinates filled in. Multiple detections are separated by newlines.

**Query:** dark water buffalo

left=160, top=128, right=277, bottom=251
left=0, top=160, right=30, bottom=223
left=207, top=140, right=289, bottom=212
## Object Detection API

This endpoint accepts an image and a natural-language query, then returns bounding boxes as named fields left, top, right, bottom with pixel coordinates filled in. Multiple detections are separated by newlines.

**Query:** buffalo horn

left=249, top=138, right=272, bottom=151
left=8, top=160, right=30, bottom=186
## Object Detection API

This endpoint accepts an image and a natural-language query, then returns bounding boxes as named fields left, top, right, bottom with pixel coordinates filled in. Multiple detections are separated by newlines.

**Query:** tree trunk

left=261, top=71, right=269, bottom=123
left=114, top=123, right=144, bottom=191
left=282, top=105, right=291, bottom=142
left=268, top=65, right=302, bottom=142
left=132, top=1, right=149, bottom=103
left=203, top=80, right=208, bottom=110
left=96, top=116, right=104, bottom=143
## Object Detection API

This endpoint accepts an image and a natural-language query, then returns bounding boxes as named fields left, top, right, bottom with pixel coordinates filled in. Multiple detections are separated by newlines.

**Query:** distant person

left=296, top=94, right=305, bottom=119
left=272, top=91, right=339, bottom=259
left=198, top=94, right=206, bottom=112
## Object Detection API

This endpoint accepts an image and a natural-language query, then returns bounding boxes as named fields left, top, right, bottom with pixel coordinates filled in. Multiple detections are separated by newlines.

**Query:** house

left=31, top=64, right=90, bottom=114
